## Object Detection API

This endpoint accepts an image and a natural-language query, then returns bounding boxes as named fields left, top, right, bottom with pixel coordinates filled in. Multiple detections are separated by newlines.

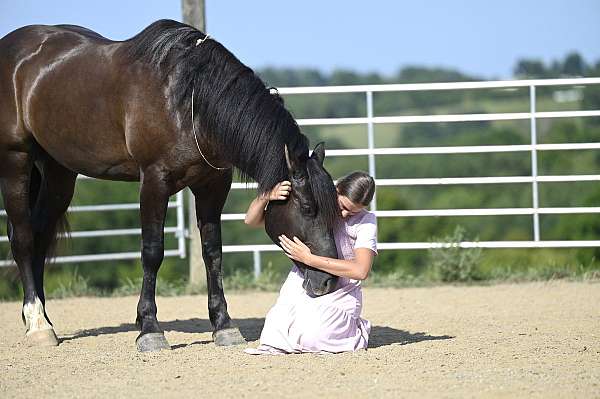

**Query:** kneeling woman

left=244, top=171, right=377, bottom=354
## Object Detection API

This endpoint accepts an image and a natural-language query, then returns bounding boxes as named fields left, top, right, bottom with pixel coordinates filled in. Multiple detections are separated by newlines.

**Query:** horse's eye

left=293, top=172, right=306, bottom=181
left=300, top=203, right=316, bottom=216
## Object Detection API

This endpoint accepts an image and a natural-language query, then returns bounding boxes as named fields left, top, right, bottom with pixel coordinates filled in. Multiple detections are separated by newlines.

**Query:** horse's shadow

left=367, top=326, right=453, bottom=348
left=60, top=318, right=453, bottom=349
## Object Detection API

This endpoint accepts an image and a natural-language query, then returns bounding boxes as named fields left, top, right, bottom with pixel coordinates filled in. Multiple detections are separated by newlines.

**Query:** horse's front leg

left=135, top=168, right=171, bottom=352
left=191, top=176, right=246, bottom=346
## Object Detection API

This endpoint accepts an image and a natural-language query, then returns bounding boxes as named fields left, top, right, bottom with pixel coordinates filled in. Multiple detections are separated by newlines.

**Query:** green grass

left=1, top=260, right=597, bottom=302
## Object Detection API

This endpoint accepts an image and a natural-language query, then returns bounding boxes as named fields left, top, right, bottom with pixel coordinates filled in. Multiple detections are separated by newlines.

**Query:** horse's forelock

left=306, top=158, right=340, bottom=230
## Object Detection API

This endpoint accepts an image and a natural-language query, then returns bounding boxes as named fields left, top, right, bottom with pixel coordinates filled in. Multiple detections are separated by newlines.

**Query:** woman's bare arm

left=307, top=248, right=374, bottom=280
left=279, top=235, right=375, bottom=280
left=244, top=195, right=270, bottom=226
left=244, top=181, right=291, bottom=227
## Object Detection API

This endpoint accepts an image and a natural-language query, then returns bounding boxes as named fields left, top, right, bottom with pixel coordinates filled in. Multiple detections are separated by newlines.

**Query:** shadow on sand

left=367, top=326, right=453, bottom=348
left=60, top=317, right=452, bottom=349
left=59, top=317, right=264, bottom=347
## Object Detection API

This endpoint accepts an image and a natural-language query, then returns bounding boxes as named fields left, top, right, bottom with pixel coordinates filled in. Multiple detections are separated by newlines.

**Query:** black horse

left=0, top=19, right=340, bottom=351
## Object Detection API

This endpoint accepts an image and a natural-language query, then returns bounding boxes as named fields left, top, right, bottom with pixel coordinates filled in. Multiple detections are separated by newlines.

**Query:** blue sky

left=1, top=0, right=598, bottom=79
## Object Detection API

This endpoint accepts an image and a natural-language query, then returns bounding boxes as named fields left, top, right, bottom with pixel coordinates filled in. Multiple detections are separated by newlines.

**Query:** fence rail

left=230, top=77, right=600, bottom=276
left=0, top=191, right=186, bottom=267
left=1, top=77, right=600, bottom=273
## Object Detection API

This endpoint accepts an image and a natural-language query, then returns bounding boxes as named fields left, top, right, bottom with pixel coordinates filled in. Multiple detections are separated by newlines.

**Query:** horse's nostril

left=302, top=279, right=309, bottom=292
left=303, top=277, right=336, bottom=296
left=323, top=278, right=336, bottom=294
left=311, top=279, right=335, bottom=296
left=327, top=278, right=336, bottom=290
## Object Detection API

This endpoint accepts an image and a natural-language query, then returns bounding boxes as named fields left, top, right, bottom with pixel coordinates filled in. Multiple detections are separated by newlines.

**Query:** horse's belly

left=56, top=153, right=140, bottom=181
left=28, top=107, right=139, bottom=180
left=39, top=136, right=140, bottom=180
left=29, top=110, right=140, bottom=180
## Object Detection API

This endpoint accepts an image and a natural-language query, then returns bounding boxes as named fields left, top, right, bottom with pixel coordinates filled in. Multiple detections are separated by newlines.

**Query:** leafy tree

left=514, top=59, right=547, bottom=78
left=562, top=52, right=586, bottom=76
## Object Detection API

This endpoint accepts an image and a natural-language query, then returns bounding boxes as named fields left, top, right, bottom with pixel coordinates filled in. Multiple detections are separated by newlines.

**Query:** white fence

left=222, top=77, right=600, bottom=277
left=0, top=189, right=187, bottom=267
left=1, top=77, right=600, bottom=274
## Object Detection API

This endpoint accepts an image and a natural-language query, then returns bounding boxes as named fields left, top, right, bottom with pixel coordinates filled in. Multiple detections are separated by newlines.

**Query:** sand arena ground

left=0, top=281, right=598, bottom=398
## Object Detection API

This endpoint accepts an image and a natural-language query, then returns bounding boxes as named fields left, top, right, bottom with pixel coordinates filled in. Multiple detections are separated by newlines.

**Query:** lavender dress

left=245, top=210, right=378, bottom=355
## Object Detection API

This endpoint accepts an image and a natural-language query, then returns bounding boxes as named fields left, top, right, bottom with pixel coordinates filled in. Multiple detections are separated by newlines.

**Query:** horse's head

left=264, top=142, right=340, bottom=296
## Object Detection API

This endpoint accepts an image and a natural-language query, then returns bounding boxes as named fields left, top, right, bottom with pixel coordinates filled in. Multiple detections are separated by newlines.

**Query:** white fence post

left=175, top=191, right=187, bottom=258
left=253, top=250, right=261, bottom=279
left=530, top=85, right=541, bottom=241
left=366, top=90, right=377, bottom=211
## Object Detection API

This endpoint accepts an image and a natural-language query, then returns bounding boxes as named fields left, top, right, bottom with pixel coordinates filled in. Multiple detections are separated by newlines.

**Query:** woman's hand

left=265, top=181, right=291, bottom=201
left=279, top=235, right=312, bottom=264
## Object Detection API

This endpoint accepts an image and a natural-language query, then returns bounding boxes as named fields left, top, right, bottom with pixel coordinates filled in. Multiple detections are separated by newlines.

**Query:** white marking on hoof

left=25, top=329, right=59, bottom=347
left=23, top=297, right=54, bottom=336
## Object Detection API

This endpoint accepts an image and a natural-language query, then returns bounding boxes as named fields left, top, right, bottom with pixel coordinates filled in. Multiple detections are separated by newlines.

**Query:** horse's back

left=0, top=24, right=110, bottom=68
left=0, top=24, right=112, bottom=134
left=54, top=24, right=109, bottom=40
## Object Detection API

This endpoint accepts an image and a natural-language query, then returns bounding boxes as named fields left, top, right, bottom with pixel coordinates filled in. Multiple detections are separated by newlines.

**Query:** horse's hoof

left=136, top=332, right=171, bottom=352
left=213, top=327, right=246, bottom=346
left=26, top=329, right=59, bottom=347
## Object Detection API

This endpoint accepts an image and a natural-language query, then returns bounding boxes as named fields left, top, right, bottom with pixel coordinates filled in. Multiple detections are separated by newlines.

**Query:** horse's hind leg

left=0, top=152, right=57, bottom=346
left=30, top=155, right=77, bottom=311
left=191, top=173, right=246, bottom=346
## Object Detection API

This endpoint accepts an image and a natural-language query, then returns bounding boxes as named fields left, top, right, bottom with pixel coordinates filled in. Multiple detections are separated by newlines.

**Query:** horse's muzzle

left=302, top=276, right=337, bottom=297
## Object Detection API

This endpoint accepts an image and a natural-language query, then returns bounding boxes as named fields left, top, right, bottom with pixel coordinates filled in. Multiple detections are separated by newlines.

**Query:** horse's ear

left=284, top=144, right=296, bottom=174
left=311, top=142, right=325, bottom=166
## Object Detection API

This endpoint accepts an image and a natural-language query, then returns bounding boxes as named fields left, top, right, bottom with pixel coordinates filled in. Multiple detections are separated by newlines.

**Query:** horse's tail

left=29, top=147, right=71, bottom=263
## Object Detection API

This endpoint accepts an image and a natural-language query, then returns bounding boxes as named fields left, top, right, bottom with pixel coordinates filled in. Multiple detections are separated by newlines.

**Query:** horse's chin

left=302, top=275, right=336, bottom=297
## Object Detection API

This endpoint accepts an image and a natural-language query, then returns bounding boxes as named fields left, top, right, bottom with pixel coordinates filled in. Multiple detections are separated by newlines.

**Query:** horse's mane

left=123, top=20, right=340, bottom=228
left=123, top=19, right=306, bottom=194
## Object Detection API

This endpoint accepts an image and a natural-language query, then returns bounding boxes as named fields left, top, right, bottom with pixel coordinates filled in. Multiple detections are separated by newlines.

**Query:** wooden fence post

left=182, top=0, right=207, bottom=289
